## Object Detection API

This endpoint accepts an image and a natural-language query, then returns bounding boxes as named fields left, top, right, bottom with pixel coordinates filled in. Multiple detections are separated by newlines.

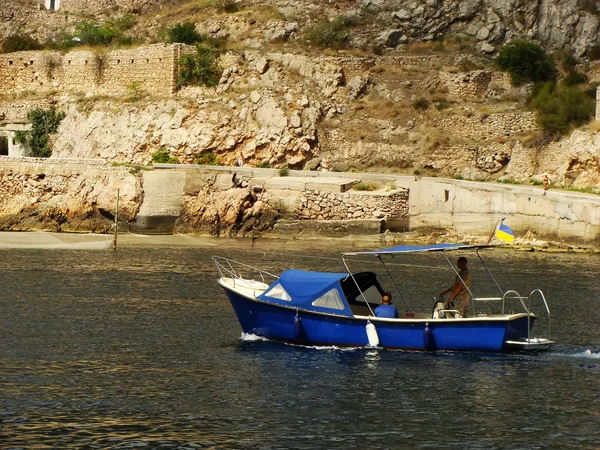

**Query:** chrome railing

left=212, top=256, right=278, bottom=290
left=529, top=289, right=551, bottom=341
left=472, top=289, right=550, bottom=343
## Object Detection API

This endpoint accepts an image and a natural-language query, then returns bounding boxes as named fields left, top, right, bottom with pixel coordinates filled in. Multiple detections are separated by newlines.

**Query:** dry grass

left=580, top=119, right=600, bottom=133
left=350, top=93, right=402, bottom=121
left=404, top=41, right=444, bottom=54
left=419, top=129, right=452, bottom=153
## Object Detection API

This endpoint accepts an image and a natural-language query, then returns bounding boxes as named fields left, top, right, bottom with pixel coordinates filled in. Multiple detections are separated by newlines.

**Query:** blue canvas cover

left=257, top=269, right=354, bottom=317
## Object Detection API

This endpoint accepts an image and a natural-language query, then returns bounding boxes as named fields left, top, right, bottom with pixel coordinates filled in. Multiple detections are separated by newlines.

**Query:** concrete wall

left=167, top=165, right=600, bottom=245
left=403, top=177, right=600, bottom=244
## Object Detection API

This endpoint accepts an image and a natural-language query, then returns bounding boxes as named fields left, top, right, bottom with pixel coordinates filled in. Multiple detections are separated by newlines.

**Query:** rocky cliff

left=2, top=0, right=600, bottom=238
left=0, top=159, right=142, bottom=232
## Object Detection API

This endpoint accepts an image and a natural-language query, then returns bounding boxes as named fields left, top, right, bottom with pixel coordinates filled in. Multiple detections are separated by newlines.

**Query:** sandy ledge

left=0, top=230, right=597, bottom=253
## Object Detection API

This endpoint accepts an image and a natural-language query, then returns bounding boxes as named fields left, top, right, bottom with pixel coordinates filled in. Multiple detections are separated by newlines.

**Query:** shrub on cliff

left=151, top=149, right=179, bottom=164
left=177, top=45, right=222, bottom=87
left=303, top=16, right=358, bottom=49
left=74, top=21, right=121, bottom=46
left=167, top=22, right=202, bottom=45
left=1, top=34, right=42, bottom=53
left=14, top=107, right=65, bottom=158
left=531, top=82, right=595, bottom=135
left=497, top=40, right=557, bottom=85
left=44, top=31, right=78, bottom=51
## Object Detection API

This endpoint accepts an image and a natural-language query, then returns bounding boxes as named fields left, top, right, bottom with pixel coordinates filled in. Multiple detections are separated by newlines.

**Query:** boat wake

left=240, top=333, right=358, bottom=351
left=240, top=333, right=269, bottom=342
left=567, top=349, right=600, bottom=359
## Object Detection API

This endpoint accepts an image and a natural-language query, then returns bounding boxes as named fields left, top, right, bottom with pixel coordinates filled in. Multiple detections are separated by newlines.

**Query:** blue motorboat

left=214, top=244, right=554, bottom=352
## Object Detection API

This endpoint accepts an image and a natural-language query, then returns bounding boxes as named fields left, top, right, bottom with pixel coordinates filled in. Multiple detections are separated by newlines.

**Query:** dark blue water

left=0, top=244, right=598, bottom=449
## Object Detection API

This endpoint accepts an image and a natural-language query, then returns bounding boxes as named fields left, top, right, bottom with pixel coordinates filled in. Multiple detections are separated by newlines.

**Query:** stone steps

left=131, top=170, right=186, bottom=234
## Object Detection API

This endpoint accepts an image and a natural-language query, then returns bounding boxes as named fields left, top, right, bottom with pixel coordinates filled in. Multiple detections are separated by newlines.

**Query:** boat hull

left=223, top=286, right=535, bottom=352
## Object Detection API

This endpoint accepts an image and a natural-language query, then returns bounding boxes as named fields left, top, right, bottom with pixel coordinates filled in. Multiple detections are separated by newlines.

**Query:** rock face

left=176, top=176, right=278, bottom=237
left=379, top=0, right=600, bottom=56
left=506, top=130, right=600, bottom=189
left=4, top=0, right=600, bottom=57
left=0, top=160, right=142, bottom=232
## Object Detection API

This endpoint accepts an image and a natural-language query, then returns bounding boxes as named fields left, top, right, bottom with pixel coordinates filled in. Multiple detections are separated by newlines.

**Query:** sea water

left=0, top=245, right=598, bottom=449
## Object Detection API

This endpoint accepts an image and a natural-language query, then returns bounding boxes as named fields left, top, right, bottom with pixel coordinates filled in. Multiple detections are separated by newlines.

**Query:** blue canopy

left=257, top=269, right=354, bottom=317
left=343, top=243, right=491, bottom=256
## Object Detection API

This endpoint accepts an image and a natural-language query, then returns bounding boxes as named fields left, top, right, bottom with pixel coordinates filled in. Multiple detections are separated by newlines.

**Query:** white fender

left=366, top=321, right=380, bottom=347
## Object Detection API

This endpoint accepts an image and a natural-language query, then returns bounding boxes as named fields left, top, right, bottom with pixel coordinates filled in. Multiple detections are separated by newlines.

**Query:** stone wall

left=0, top=98, right=54, bottom=123
left=438, top=70, right=493, bottom=98
left=297, top=189, right=409, bottom=221
left=436, top=112, right=538, bottom=142
left=322, top=55, right=445, bottom=81
left=0, top=44, right=185, bottom=97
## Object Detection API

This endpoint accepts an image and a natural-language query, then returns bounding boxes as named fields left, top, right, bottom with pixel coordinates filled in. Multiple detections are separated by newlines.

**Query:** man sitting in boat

left=440, top=257, right=472, bottom=316
left=374, top=293, right=399, bottom=318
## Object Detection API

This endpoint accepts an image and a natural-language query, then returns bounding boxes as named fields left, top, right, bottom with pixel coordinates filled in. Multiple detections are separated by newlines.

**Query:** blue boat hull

left=224, top=288, right=534, bottom=352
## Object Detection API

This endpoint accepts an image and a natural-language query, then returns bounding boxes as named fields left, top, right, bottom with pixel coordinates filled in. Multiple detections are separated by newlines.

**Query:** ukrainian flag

left=495, top=223, right=515, bottom=243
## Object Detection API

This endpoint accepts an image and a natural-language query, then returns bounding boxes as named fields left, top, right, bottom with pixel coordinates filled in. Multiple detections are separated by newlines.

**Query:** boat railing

left=472, top=291, right=530, bottom=315
left=212, top=256, right=278, bottom=291
left=473, top=289, right=550, bottom=343
left=529, top=289, right=551, bottom=341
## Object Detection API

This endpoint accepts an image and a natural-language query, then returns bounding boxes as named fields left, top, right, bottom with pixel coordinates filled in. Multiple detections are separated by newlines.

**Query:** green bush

left=497, top=40, right=557, bottom=85
left=151, top=149, right=179, bottom=164
left=258, top=162, right=270, bottom=168
left=1, top=34, right=42, bottom=53
left=531, top=82, right=595, bottom=135
left=74, top=21, right=120, bottom=46
left=435, top=101, right=449, bottom=111
left=109, top=13, right=138, bottom=31
left=278, top=167, right=290, bottom=177
left=167, top=22, right=202, bottom=45
left=303, top=16, right=358, bottom=49
left=44, top=31, right=78, bottom=51
left=194, top=152, right=220, bottom=165
left=177, top=45, right=222, bottom=87
left=562, top=70, right=588, bottom=86
left=530, top=179, right=543, bottom=186
left=412, top=97, right=430, bottom=111
left=126, top=81, right=145, bottom=101
left=354, top=181, right=379, bottom=191
left=14, top=107, right=65, bottom=158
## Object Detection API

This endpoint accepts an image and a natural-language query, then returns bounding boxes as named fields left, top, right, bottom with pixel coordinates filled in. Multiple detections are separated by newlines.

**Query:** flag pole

left=112, top=189, right=119, bottom=251
left=487, top=217, right=504, bottom=245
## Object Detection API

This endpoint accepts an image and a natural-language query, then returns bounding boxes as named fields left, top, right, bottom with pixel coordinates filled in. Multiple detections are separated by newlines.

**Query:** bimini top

left=257, top=269, right=354, bottom=317
left=343, top=243, right=492, bottom=256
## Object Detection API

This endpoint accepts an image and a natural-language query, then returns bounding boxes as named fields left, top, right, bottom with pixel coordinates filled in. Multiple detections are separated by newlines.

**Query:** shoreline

left=0, top=230, right=597, bottom=253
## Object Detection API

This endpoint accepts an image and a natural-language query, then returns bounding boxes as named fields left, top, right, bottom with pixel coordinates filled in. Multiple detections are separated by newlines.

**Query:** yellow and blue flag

left=495, top=223, right=515, bottom=243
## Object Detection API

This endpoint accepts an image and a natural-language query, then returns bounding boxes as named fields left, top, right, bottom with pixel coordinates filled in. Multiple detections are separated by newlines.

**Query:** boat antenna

left=378, top=254, right=411, bottom=312
left=487, top=217, right=504, bottom=245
